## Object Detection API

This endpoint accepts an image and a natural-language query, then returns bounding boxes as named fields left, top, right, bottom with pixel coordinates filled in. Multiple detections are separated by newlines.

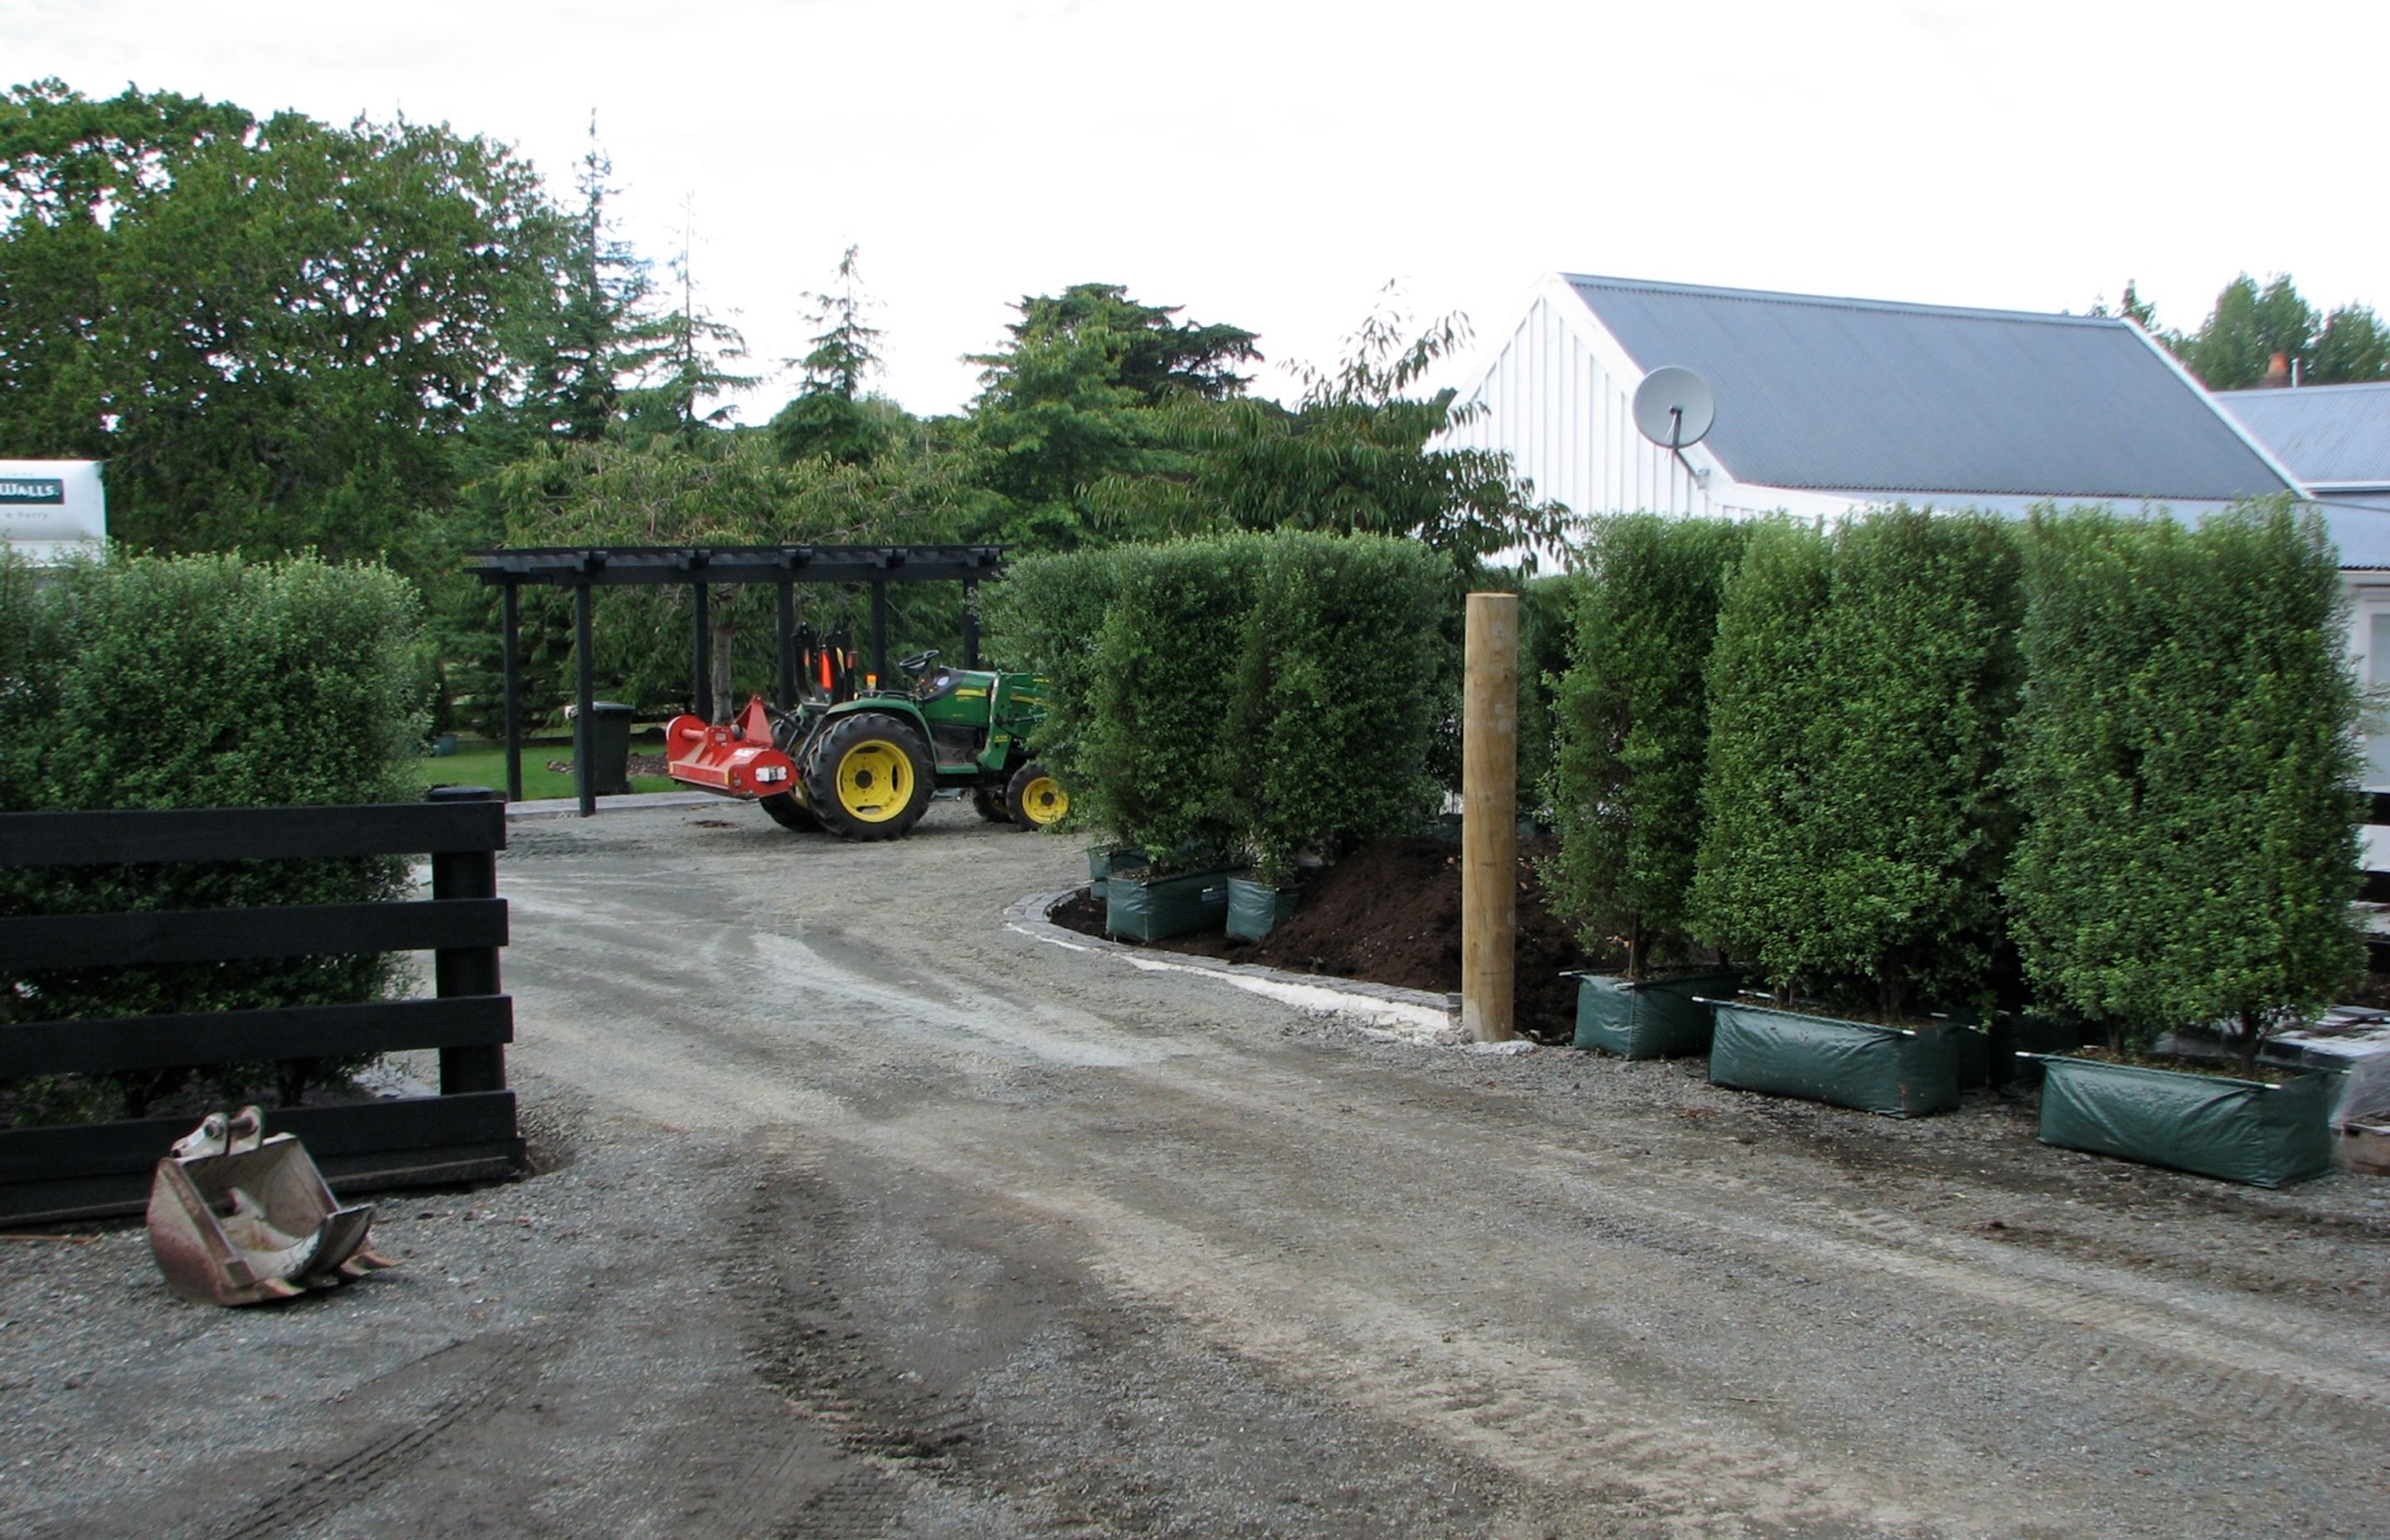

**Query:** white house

left=0, top=459, right=106, bottom=565
left=1445, top=272, right=2300, bottom=524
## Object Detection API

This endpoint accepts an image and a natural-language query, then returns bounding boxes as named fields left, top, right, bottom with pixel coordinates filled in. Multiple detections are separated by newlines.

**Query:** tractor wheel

left=971, top=785, right=1011, bottom=824
left=758, top=791, right=821, bottom=832
left=1006, top=762, right=1069, bottom=831
left=803, top=714, right=934, bottom=841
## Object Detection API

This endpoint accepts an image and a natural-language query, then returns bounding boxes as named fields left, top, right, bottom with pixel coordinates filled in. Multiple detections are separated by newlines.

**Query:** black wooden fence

left=0, top=787, right=524, bottom=1225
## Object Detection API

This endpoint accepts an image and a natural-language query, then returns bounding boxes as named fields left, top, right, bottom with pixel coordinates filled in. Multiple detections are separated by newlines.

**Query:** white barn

left=1445, top=272, right=2300, bottom=525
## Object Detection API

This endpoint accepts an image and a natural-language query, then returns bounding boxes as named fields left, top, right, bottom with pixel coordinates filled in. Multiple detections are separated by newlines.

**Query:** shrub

left=987, top=530, right=1454, bottom=876
left=0, top=552, right=429, bottom=1118
left=2004, top=502, right=2361, bottom=1062
left=1544, top=514, right=1750, bottom=975
left=1227, top=533, right=1449, bottom=883
left=1691, top=508, right=2023, bottom=1020
left=979, top=543, right=1129, bottom=782
left=1078, top=536, right=1266, bottom=864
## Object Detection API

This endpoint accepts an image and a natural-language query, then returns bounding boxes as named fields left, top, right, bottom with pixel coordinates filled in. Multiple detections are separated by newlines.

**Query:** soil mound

left=1048, top=835, right=1612, bottom=1043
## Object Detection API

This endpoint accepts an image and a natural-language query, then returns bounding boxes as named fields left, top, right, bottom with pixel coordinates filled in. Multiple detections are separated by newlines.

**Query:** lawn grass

left=416, top=742, right=680, bottom=801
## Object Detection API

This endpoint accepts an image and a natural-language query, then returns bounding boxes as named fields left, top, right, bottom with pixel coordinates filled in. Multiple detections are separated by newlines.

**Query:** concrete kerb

left=1003, top=889, right=1535, bottom=1054
left=501, top=790, right=720, bottom=821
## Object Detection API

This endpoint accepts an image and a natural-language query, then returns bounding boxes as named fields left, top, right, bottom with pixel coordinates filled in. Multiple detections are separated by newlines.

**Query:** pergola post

left=870, top=578, right=890, bottom=684
left=690, top=582, right=711, bottom=721
left=500, top=581, right=524, bottom=805
left=573, top=578, right=597, bottom=819
left=776, top=580, right=797, bottom=711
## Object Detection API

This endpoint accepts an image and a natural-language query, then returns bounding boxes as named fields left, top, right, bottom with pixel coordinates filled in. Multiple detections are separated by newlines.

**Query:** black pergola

left=471, top=544, right=1007, bottom=816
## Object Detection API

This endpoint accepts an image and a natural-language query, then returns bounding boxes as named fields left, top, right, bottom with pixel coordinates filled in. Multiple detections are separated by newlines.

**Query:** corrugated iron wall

left=1449, top=294, right=1710, bottom=520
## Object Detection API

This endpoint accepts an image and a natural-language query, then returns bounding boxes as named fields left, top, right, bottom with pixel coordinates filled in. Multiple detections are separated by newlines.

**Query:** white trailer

left=0, top=459, right=106, bottom=564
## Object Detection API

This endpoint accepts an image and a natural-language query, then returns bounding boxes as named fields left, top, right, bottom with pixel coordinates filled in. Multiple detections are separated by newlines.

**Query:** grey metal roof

left=2218, top=382, right=2390, bottom=491
left=2309, top=501, right=2390, bottom=568
left=1563, top=275, right=2295, bottom=503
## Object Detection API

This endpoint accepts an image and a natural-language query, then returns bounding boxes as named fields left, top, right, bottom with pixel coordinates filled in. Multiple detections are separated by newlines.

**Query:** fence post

left=427, top=786, right=507, bottom=1096
left=1461, top=592, right=1518, bottom=1043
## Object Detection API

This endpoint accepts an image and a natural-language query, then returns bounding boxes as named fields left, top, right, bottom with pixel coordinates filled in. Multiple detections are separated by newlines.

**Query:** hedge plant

left=0, top=552, right=429, bottom=1120
left=2004, top=502, right=2361, bottom=1064
left=1226, top=533, right=1449, bottom=884
left=979, top=542, right=1129, bottom=781
left=987, top=530, right=1454, bottom=878
left=1076, top=536, right=1267, bottom=865
left=1544, top=514, right=1750, bottom=977
left=1690, top=508, right=2023, bottom=1021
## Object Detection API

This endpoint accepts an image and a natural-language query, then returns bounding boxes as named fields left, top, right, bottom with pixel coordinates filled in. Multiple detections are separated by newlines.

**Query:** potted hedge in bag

left=1686, top=509, right=2021, bottom=1111
left=2004, top=504, right=2361, bottom=1183
left=1080, top=539, right=1261, bottom=938
left=1544, top=514, right=1750, bottom=1056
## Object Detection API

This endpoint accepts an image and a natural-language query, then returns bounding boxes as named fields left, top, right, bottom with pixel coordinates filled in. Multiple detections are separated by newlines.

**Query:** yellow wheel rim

left=834, top=740, right=914, bottom=821
left=1017, top=774, right=1068, bottom=826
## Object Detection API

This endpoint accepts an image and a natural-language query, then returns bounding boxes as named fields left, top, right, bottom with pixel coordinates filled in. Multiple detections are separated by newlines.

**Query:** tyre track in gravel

left=491, top=808, right=2390, bottom=1538
left=29, top=1333, right=554, bottom=1540
left=817, top=1064, right=2384, bottom=1539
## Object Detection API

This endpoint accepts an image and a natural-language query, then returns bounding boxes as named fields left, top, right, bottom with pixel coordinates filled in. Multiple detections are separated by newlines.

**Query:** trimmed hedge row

left=2004, top=507, right=2362, bottom=1060
left=1692, top=508, right=2024, bottom=1022
left=1545, top=513, right=1750, bottom=977
left=1546, top=502, right=2361, bottom=1049
left=0, top=552, right=429, bottom=1118
left=984, top=531, right=1451, bottom=878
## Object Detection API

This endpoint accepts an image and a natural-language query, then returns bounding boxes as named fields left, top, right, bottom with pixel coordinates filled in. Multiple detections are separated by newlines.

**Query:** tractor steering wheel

left=897, top=649, right=939, bottom=673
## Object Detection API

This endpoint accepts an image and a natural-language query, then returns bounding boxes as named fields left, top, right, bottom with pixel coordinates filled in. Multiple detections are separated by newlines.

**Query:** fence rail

left=0, top=788, right=524, bottom=1226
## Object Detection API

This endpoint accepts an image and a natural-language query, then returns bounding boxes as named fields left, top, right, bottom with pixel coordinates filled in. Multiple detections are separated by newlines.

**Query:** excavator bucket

left=144, top=1109, right=395, bottom=1307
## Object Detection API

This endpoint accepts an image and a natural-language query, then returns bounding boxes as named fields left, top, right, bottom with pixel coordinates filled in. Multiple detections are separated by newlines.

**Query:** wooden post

left=690, top=582, right=711, bottom=722
left=870, top=578, right=890, bottom=684
left=500, top=581, right=523, bottom=805
left=1461, top=592, right=1518, bottom=1042
left=428, top=786, right=506, bottom=1096
left=573, top=579, right=597, bottom=819
left=776, top=580, right=796, bottom=712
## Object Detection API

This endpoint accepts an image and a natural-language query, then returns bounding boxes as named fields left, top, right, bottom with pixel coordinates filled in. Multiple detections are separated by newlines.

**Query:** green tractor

left=664, top=637, right=1067, bottom=841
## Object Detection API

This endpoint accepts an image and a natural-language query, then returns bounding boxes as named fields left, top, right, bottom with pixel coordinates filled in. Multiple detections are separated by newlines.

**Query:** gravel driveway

left=4, top=800, right=2387, bottom=1539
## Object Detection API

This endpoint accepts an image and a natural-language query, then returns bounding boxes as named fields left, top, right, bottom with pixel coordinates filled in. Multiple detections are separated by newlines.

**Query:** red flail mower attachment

left=664, top=695, right=797, bottom=801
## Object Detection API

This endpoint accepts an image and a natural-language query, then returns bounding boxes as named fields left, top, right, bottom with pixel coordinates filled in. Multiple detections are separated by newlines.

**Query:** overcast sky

left=10, top=0, right=2386, bottom=422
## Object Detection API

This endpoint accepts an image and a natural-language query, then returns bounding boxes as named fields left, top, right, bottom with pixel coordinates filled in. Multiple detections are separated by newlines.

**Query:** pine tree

left=772, top=245, right=894, bottom=465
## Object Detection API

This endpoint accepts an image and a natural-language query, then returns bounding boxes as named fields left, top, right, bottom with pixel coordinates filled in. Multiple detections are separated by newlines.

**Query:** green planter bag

left=1088, top=846, right=1151, bottom=880
left=2034, top=1056, right=2339, bottom=1187
left=1106, top=870, right=1232, bottom=942
left=1706, top=1001, right=1965, bottom=1118
left=1226, top=876, right=1300, bottom=942
left=1569, top=971, right=1743, bottom=1059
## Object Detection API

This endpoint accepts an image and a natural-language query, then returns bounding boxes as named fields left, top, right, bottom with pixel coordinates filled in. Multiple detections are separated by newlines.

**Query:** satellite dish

left=1631, top=366, right=1716, bottom=450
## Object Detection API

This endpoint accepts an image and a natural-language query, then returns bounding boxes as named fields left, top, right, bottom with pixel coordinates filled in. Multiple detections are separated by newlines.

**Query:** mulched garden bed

left=1045, top=835, right=1617, bottom=1044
